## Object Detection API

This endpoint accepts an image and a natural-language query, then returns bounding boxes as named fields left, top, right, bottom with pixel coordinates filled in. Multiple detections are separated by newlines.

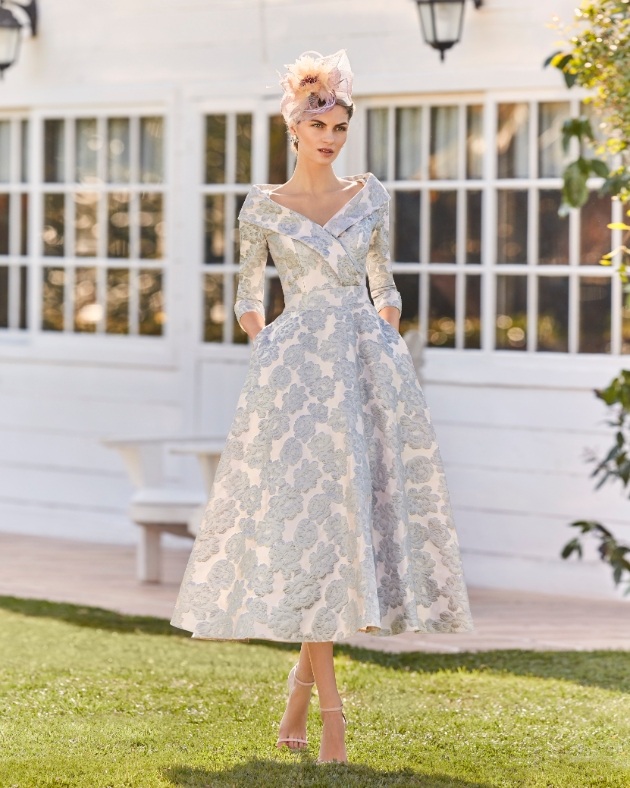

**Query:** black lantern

left=414, top=0, right=482, bottom=61
left=0, top=0, right=37, bottom=77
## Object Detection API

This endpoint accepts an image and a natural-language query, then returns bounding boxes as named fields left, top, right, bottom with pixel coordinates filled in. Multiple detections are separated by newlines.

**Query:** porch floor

left=1, top=532, right=628, bottom=653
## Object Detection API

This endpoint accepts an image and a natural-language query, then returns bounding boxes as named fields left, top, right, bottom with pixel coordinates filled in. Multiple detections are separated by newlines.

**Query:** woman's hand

left=378, top=306, right=401, bottom=332
left=240, top=310, right=266, bottom=341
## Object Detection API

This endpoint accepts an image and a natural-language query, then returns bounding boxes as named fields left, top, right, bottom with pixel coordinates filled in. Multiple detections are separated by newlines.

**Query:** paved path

left=1, top=533, right=628, bottom=653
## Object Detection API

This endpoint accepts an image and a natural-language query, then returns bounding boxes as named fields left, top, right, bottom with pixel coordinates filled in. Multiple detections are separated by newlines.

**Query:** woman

left=171, top=49, right=474, bottom=765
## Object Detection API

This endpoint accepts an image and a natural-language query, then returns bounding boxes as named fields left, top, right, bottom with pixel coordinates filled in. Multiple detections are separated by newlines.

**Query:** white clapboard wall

left=1, top=0, right=629, bottom=600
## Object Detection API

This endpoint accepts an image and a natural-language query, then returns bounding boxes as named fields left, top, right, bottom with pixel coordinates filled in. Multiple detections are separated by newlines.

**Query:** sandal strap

left=320, top=705, right=344, bottom=712
left=292, top=665, right=315, bottom=687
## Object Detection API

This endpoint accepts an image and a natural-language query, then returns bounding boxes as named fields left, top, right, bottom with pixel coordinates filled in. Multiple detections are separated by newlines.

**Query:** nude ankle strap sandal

left=275, top=664, right=316, bottom=749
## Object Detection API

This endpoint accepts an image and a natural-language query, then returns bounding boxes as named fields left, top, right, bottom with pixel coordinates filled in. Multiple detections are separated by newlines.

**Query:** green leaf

left=590, top=159, right=609, bottom=178
left=561, top=538, right=583, bottom=559
left=562, top=160, right=590, bottom=208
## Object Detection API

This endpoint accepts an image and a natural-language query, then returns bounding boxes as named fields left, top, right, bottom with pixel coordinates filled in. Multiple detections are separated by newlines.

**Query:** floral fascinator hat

left=279, top=49, right=354, bottom=128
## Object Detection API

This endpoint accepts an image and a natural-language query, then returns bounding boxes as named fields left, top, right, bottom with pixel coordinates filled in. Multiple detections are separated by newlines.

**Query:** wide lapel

left=238, top=174, right=389, bottom=279
left=324, top=173, right=390, bottom=238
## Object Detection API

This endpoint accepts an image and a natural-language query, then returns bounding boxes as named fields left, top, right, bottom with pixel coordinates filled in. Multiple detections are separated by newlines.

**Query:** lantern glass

left=417, top=0, right=466, bottom=50
left=0, top=8, right=21, bottom=71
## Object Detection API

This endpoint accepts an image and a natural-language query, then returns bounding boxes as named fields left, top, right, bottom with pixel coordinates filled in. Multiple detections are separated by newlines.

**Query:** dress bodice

left=234, top=172, right=402, bottom=329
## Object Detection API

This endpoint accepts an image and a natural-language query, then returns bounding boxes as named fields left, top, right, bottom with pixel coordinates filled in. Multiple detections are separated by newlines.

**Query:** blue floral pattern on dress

left=171, top=172, right=474, bottom=642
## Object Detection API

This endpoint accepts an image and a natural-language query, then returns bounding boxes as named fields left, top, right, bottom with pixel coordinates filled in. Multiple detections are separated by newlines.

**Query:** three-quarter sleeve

left=366, top=202, right=402, bottom=315
left=234, top=220, right=268, bottom=330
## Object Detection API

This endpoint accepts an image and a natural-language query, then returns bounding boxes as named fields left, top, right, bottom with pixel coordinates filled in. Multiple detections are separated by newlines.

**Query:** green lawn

left=0, top=596, right=629, bottom=788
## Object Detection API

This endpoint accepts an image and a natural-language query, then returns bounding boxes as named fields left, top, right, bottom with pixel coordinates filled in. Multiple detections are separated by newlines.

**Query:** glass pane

left=393, top=190, right=420, bottom=262
left=394, top=273, right=420, bottom=334
left=75, top=118, right=100, bottom=184
left=466, top=105, right=484, bottom=179
left=496, top=275, right=527, bottom=350
left=0, top=267, right=7, bottom=327
left=430, top=190, right=457, bottom=263
left=44, top=120, right=65, bottom=183
left=538, top=102, right=570, bottom=178
left=265, top=276, right=285, bottom=324
left=204, top=194, right=225, bottom=263
left=497, top=103, right=529, bottom=179
left=108, top=192, right=130, bottom=258
left=74, top=266, right=99, bottom=333
left=466, top=190, right=482, bottom=264
left=538, top=277, right=569, bottom=352
left=539, top=190, right=568, bottom=264
left=367, top=108, right=388, bottom=180
left=465, top=275, right=481, bottom=349
left=140, top=117, right=164, bottom=184
left=233, top=193, right=247, bottom=263
left=42, top=267, right=65, bottom=331
left=0, top=193, right=8, bottom=255
left=20, top=121, right=29, bottom=183
left=106, top=268, right=129, bottom=334
left=19, top=265, right=27, bottom=329
left=204, top=273, right=224, bottom=342
left=138, top=269, right=164, bottom=336
left=20, top=193, right=28, bottom=255
left=268, top=115, right=287, bottom=185
left=395, top=107, right=422, bottom=180
left=428, top=274, right=456, bottom=348
left=579, top=277, right=611, bottom=353
left=430, top=106, right=458, bottom=179
left=74, top=192, right=99, bottom=257
left=236, top=114, right=252, bottom=184
left=139, top=192, right=164, bottom=259
left=580, top=192, right=612, bottom=265
left=0, top=121, right=10, bottom=182
left=107, top=118, right=130, bottom=183
left=205, top=115, right=226, bottom=185
left=497, top=190, right=527, bottom=264
left=43, top=194, right=65, bottom=257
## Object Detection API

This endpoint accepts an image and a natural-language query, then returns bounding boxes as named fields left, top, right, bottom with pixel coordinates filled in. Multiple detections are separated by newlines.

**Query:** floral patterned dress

left=170, top=172, right=474, bottom=642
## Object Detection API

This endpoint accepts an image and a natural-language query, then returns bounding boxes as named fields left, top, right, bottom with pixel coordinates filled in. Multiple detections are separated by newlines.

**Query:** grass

left=0, top=596, right=629, bottom=788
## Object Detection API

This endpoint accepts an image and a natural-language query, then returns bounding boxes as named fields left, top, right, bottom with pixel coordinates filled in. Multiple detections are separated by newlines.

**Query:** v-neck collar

left=238, top=172, right=390, bottom=280
left=259, top=173, right=370, bottom=231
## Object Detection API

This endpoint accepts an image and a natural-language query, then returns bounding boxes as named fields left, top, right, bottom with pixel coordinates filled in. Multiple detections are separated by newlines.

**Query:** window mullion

left=481, top=98, right=496, bottom=352
left=611, top=199, right=623, bottom=355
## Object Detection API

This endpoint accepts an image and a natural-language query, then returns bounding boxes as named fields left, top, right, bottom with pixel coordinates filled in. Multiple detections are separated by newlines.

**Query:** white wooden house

left=1, top=0, right=628, bottom=599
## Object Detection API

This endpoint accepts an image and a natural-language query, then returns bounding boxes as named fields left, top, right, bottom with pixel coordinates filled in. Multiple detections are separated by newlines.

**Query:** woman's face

left=291, top=104, right=351, bottom=165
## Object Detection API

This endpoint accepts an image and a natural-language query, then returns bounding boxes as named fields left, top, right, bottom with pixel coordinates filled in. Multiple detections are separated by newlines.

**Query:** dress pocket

left=252, top=322, right=273, bottom=346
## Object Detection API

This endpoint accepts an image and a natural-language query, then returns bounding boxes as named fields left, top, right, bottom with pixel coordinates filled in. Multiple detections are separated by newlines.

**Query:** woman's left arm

left=366, top=202, right=402, bottom=330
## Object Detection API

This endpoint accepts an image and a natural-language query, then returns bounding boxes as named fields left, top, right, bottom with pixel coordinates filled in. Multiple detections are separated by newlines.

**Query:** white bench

left=102, top=435, right=225, bottom=583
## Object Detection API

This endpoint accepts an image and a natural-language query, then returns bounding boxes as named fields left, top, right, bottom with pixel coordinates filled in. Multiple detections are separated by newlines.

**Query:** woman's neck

left=282, top=158, right=341, bottom=194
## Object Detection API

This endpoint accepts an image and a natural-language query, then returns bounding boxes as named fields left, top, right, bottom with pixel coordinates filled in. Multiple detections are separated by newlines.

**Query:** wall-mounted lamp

left=0, top=0, right=37, bottom=78
left=414, top=0, right=482, bottom=62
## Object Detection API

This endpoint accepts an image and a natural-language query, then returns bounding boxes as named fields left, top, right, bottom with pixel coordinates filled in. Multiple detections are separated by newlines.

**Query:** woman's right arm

left=234, top=221, right=268, bottom=341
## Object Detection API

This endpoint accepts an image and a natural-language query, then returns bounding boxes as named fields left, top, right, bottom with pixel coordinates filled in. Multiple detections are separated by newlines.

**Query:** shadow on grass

left=2, top=595, right=629, bottom=695
left=164, top=762, right=492, bottom=787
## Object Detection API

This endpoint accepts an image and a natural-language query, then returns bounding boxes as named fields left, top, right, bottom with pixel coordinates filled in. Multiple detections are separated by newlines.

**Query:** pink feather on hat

left=279, top=49, right=354, bottom=127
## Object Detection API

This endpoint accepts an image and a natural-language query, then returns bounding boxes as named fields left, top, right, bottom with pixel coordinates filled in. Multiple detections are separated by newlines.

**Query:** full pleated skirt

left=170, top=284, right=474, bottom=642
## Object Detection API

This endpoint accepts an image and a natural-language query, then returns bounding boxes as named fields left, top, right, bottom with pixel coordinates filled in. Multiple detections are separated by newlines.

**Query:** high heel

left=275, top=664, right=315, bottom=750
left=316, top=703, right=348, bottom=764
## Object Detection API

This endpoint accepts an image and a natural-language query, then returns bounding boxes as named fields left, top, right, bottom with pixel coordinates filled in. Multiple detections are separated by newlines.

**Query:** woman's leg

left=276, top=643, right=315, bottom=751
left=306, top=642, right=347, bottom=763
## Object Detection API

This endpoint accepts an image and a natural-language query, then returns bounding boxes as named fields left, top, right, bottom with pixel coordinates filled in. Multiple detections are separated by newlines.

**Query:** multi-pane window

left=0, top=118, right=30, bottom=331
left=368, top=99, right=622, bottom=354
left=40, top=115, right=165, bottom=336
left=202, top=112, right=293, bottom=343
left=368, top=104, right=483, bottom=348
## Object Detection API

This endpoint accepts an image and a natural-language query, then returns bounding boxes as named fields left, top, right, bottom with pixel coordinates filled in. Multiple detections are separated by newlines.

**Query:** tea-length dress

left=171, top=172, right=474, bottom=642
